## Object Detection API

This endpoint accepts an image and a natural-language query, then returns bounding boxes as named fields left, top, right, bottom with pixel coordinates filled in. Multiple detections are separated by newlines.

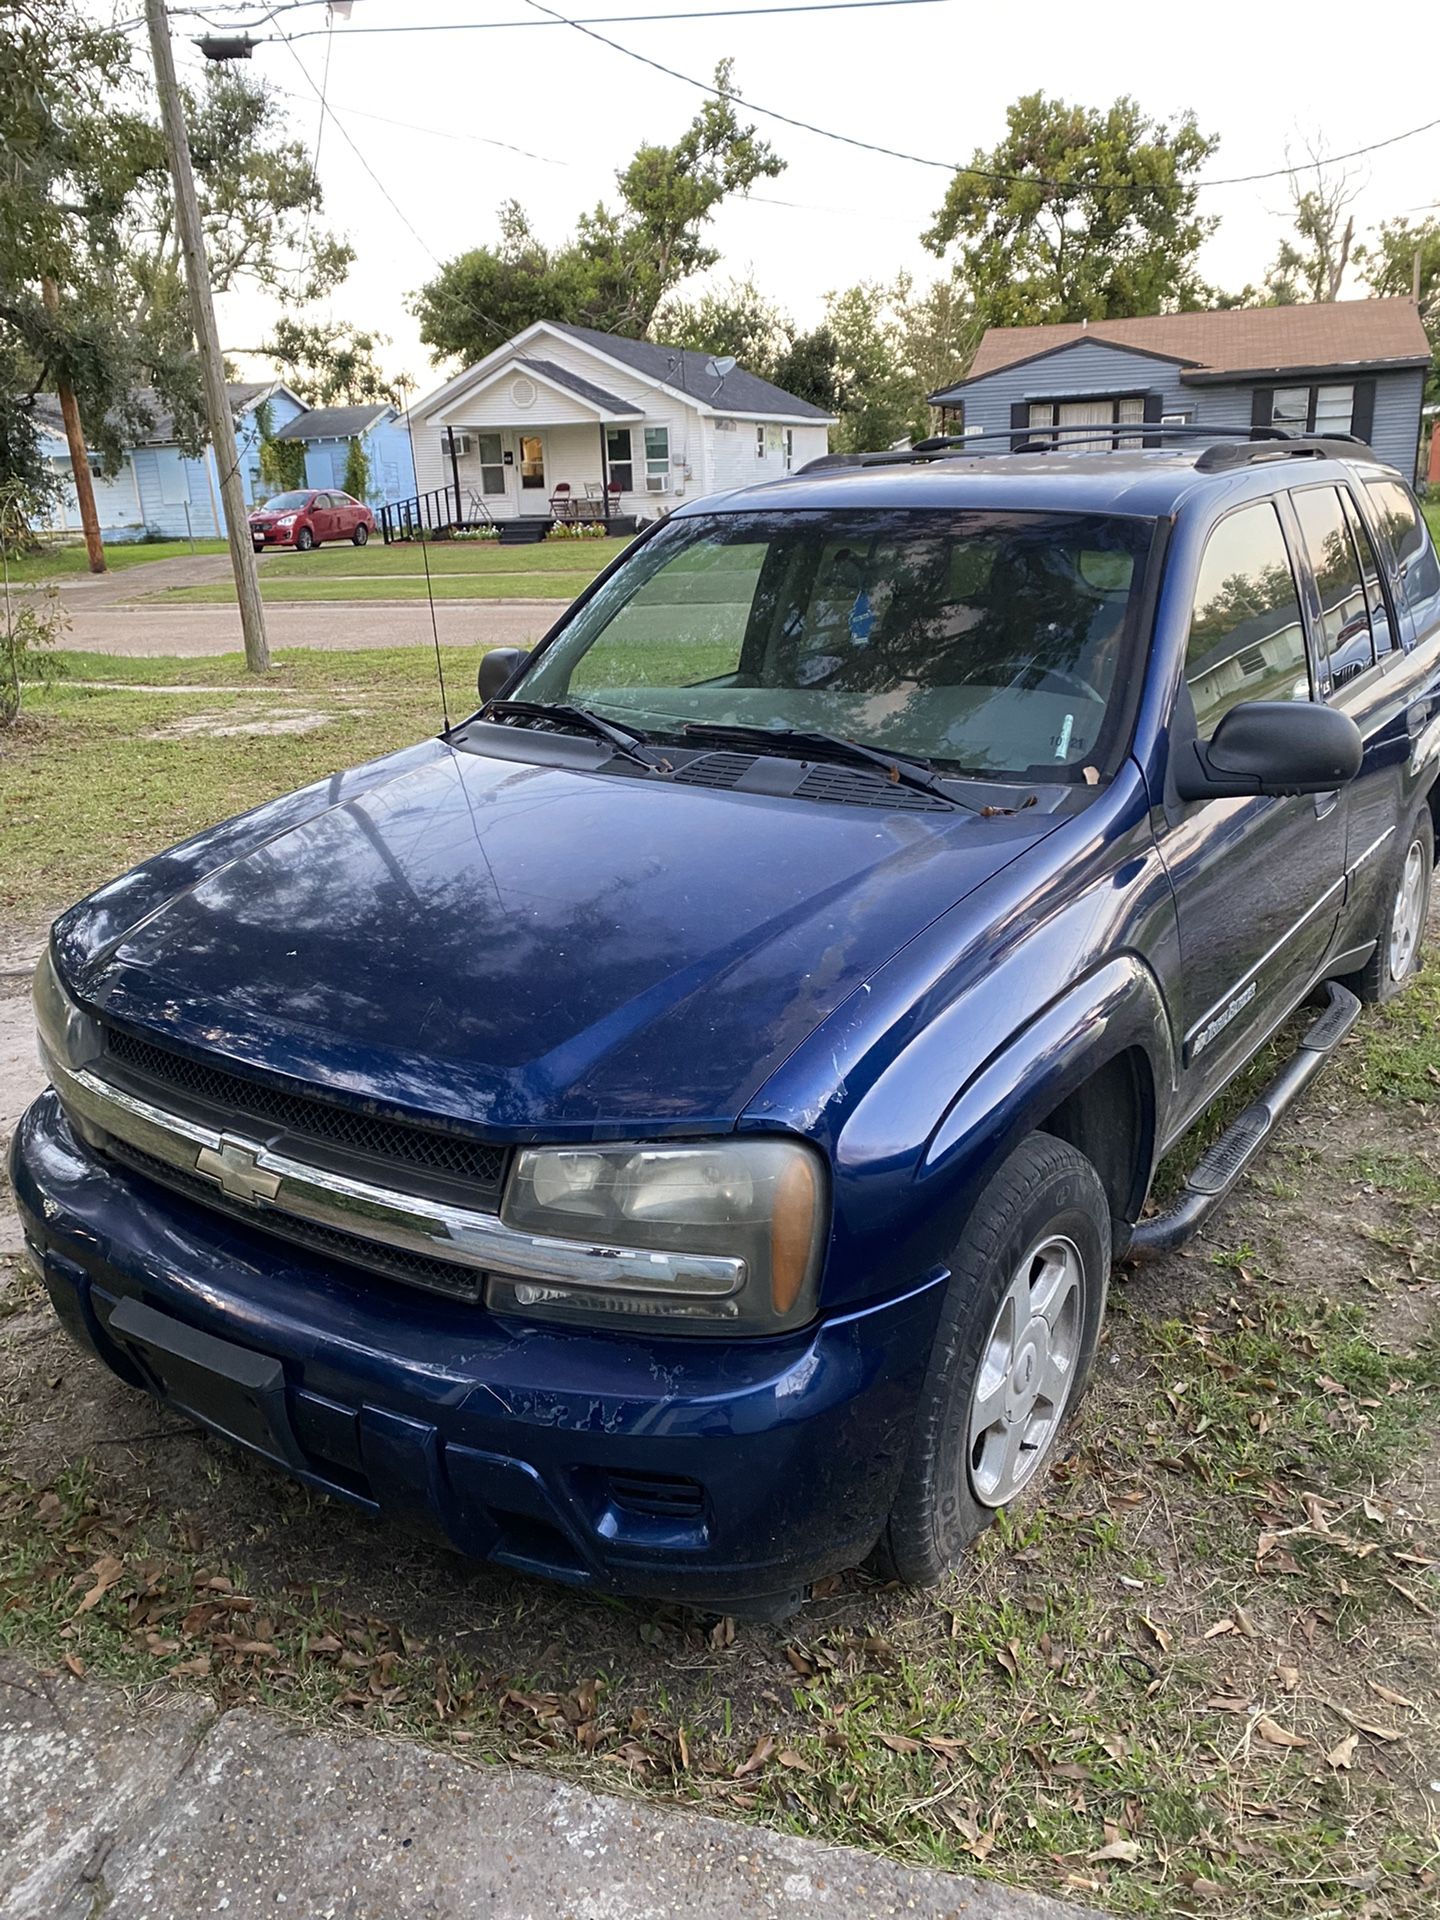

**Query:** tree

left=262, top=317, right=399, bottom=406
left=654, top=276, right=790, bottom=375
left=342, top=436, right=371, bottom=504
left=1362, top=216, right=1440, bottom=401
left=1263, top=147, right=1361, bottom=305
left=412, top=65, right=782, bottom=365
left=824, top=283, right=919, bottom=452
left=925, top=93, right=1218, bottom=330
left=770, top=326, right=843, bottom=414
left=254, top=400, right=305, bottom=494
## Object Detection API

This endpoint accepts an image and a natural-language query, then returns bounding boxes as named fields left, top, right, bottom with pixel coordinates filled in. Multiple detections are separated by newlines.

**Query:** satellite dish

left=706, top=356, right=738, bottom=380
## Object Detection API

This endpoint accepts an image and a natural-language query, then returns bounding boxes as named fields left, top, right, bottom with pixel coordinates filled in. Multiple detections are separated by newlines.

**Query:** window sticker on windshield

left=849, top=591, right=875, bottom=644
left=1055, top=713, right=1074, bottom=759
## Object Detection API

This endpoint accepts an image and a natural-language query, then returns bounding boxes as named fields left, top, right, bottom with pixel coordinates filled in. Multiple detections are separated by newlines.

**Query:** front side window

left=515, top=508, right=1158, bottom=781
left=644, top=426, right=670, bottom=493
left=1292, top=485, right=1374, bottom=684
left=1339, top=489, right=1393, bottom=657
left=605, top=427, right=633, bottom=492
left=1186, top=501, right=1310, bottom=740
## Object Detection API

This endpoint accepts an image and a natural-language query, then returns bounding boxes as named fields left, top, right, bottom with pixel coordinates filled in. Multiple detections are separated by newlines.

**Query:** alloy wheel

left=1389, top=839, right=1426, bottom=983
left=967, top=1233, right=1085, bottom=1508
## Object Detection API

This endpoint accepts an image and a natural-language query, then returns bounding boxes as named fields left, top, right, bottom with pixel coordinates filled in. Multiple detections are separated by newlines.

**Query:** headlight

left=494, top=1139, right=827, bottom=1335
left=32, top=945, right=101, bottom=1075
left=276, top=514, right=297, bottom=527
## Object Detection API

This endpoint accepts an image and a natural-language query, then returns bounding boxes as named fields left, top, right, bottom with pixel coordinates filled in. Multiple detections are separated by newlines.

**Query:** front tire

left=875, top=1132, right=1109, bottom=1587
left=296, top=527, right=315, bottom=552
left=1353, top=809, right=1432, bottom=1004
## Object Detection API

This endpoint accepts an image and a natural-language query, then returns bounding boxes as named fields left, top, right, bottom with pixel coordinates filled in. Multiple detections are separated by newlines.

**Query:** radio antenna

left=401, top=403, right=451, bottom=732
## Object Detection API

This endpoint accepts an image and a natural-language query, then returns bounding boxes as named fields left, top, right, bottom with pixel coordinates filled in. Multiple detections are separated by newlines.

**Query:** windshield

left=514, top=508, right=1156, bottom=780
left=259, top=491, right=311, bottom=512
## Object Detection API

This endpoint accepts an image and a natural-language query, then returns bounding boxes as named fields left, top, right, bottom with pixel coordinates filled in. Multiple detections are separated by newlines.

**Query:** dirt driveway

left=1, top=913, right=1436, bottom=1918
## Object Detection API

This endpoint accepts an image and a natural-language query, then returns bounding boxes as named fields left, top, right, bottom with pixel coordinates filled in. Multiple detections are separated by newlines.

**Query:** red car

left=249, top=489, right=375, bottom=552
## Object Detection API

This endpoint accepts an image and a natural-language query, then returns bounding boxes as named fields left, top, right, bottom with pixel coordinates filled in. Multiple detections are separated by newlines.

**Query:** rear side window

left=1364, top=478, right=1440, bottom=636
left=1186, top=501, right=1310, bottom=740
left=1291, top=486, right=1375, bottom=685
left=1339, top=489, right=1394, bottom=657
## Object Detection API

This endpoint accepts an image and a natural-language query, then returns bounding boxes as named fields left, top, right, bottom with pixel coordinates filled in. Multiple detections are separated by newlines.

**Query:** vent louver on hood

left=670, top=750, right=954, bottom=811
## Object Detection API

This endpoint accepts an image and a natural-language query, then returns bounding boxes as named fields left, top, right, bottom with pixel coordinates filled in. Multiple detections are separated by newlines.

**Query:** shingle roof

left=517, top=356, right=641, bottom=416
left=31, top=382, right=278, bottom=447
left=939, top=299, right=1432, bottom=395
left=552, top=322, right=835, bottom=419
left=273, top=403, right=393, bottom=442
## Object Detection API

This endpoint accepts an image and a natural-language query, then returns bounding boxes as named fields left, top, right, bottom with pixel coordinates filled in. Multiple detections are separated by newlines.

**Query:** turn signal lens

left=770, top=1150, right=820, bottom=1316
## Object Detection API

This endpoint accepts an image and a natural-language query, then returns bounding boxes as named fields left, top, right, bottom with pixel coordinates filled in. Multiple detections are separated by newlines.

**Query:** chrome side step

left=1127, top=979, right=1361, bottom=1262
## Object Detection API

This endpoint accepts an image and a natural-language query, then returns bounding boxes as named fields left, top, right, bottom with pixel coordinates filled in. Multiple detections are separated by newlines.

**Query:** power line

left=280, top=0, right=948, bottom=35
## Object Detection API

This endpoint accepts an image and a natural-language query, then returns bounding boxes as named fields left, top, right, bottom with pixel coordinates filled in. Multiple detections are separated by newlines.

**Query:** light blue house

left=33, top=381, right=308, bottom=544
left=268, top=403, right=417, bottom=508
left=931, top=299, right=1430, bottom=479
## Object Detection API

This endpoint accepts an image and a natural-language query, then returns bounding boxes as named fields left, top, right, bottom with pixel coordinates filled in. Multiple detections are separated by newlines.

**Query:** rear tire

left=1352, top=809, right=1432, bottom=1004
left=874, top=1132, right=1109, bottom=1587
left=352, top=523, right=369, bottom=546
left=296, top=527, right=315, bottom=552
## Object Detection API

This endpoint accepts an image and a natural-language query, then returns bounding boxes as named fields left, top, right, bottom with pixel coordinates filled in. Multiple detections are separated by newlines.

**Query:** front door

left=518, top=434, right=546, bottom=501
left=1157, top=497, right=1347, bottom=1112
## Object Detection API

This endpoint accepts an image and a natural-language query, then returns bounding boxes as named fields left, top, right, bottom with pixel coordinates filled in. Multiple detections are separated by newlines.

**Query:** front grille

left=105, top=1139, right=485, bottom=1306
left=607, top=1470, right=706, bottom=1520
left=104, top=1028, right=507, bottom=1203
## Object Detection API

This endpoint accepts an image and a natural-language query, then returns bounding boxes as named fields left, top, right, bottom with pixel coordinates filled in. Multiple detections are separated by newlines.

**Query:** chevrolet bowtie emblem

left=194, top=1137, right=282, bottom=1204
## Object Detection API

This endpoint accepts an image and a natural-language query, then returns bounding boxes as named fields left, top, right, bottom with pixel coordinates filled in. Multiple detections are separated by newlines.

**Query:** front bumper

left=11, top=1093, right=945, bottom=1603
left=249, top=526, right=296, bottom=546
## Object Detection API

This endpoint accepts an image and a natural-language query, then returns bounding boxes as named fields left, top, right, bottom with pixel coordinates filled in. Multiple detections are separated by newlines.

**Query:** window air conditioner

left=444, top=432, right=473, bottom=457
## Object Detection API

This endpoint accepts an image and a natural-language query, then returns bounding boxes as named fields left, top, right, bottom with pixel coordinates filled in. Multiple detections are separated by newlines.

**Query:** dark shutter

left=1009, top=400, right=1030, bottom=450
left=1351, top=378, right=1376, bottom=446
left=1251, top=387, right=1274, bottom=430
left=1142, top=390, right=1163, bottom=447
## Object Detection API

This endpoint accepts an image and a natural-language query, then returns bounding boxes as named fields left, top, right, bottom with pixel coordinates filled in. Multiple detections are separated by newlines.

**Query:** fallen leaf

left=76, top=1555, right=124, bottom=1614
left=1254, top=1716, right=1307, bottom=1750
left=995, top=1639, right=1021, bottom=1680
left=62, top=1652, right=86, bottom=1679
left=1140, top=1616, right=1173, bottom=1655
left=733, top=1734, right=776, bottom=1779
left=676, top=1727, right=690, bottom=1772
left=1276, top=1662, right=1300, bottom=1692
left=1089, top=1838, right=1141, bottom=1864
left=1203, top=1695, right=1252, bottom=1714
left=1324, top=1700, right=1401, bottom=1743
left=878, top=1732, right=922, bottom=1754
left=776, top=1749, right=809, bottom=1771
left=1366, top=1680, right=1416, bottom=1710
left=1325, top=1732, right=1359, bottom=1770
left=1202, top=1618, right=1235, bottom=1640
left=1384, top=1577, right=1436, bottom=1617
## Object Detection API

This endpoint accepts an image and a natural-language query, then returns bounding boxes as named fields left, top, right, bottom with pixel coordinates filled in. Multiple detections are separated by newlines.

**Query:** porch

left=380, top=418, right=645, bottom=544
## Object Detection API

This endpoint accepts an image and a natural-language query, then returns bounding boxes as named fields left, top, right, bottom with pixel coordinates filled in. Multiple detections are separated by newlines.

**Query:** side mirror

left=1174, top=700, right=1363, bottom=803
left=478, top=647, right=530, bottom=704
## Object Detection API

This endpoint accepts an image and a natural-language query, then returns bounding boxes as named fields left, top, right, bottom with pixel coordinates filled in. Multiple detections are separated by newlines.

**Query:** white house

left=400, top=321, right=835, bottom=535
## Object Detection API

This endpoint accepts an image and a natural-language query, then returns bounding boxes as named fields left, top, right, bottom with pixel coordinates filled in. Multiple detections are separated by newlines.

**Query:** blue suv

left=14, top=427, right=1440, bottom=1613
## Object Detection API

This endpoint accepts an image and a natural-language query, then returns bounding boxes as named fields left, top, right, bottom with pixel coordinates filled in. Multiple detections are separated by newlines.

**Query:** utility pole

left=144, top=0, right=269, bottom=672
left=40, top=278, right=106, bottom=574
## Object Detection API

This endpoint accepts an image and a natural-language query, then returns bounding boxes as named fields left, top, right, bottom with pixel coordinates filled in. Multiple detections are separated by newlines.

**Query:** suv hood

left=62, top=740, right=1063, bottom=1134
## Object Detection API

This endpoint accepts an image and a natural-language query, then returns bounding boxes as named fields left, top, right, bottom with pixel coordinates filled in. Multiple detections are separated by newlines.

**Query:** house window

left=476, top=432, right=505, bottom=496
left=784, top=428, right=794, bottom=472
left=1270, top=384, right=1356, bottom=436
left=606, top=427, right=633, bottom=492
left=1027, top=395, right=1146, bottom=449
left=644, top=425, right=670, bottom=493
left=756, top=425, right=766, bottom=459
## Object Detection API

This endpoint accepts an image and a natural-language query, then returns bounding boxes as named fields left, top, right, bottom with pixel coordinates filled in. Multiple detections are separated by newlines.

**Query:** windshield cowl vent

left=670, top=750, right=954, bottom=812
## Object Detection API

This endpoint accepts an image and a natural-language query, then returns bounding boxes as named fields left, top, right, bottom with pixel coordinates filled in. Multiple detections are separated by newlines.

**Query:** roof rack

left=798, top=421, right=1377, bottom=476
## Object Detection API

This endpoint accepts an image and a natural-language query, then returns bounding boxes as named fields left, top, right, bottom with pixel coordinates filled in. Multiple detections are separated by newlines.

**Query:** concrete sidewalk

left=0, top=1657, right=1097, bottom=1920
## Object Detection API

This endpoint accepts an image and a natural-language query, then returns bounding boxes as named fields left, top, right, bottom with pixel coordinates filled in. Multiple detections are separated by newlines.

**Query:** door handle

left=1314, top=791, right=1339, bottom=819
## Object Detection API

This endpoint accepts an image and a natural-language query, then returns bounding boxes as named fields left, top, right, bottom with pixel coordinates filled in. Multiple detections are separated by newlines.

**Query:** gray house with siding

left=931, top=299, right=1430, bottom=478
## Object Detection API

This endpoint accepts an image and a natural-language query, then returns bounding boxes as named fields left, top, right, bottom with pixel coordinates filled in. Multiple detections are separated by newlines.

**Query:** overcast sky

left=154, top=0, right=1440, bottom=395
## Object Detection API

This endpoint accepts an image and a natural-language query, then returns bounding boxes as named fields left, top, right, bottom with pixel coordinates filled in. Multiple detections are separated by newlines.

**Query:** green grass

left=151, top=571, right=595, bottom=606
left=1, top=647, right=470, bottom=914
left=1, top=536, right=230, bottom=582
left=1422, top=499, right=1439, bottom=548
left=271, top=536, right=632, bottom=577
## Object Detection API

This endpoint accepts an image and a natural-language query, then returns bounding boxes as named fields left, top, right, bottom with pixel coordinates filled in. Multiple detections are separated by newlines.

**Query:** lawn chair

left=549, top=482, right=575, bottom=522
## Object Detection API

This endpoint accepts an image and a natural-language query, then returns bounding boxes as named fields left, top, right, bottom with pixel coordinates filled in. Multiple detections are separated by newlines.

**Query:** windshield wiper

left=680, top=721, right=967, bottom=808
left=486, top=699, right=655, bottom=771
